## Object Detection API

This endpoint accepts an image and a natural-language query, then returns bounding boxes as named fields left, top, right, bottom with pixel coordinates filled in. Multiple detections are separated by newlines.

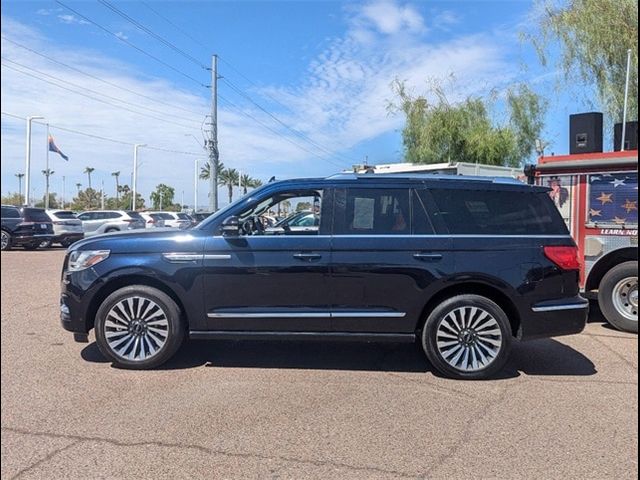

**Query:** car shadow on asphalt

left=80, top=336, right=596, bottom=380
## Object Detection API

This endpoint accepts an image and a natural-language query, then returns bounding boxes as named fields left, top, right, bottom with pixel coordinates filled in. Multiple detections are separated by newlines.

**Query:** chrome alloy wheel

left=435, top=307, right=503, bottom=372
left=1, top=231, right=9, bottom=250
left=612, top=277, right=639, bottom=322
left=104, top=296, right=170, bottom=361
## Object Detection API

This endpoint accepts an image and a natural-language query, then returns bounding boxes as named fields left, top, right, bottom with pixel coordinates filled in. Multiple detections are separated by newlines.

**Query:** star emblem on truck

left=589, top=209, right=602, bottom=217
left=622, top=199, right=638, bottom=213
left=613, top=217, right=627, bottom=225
left=596, top=192, right=614, bottom=205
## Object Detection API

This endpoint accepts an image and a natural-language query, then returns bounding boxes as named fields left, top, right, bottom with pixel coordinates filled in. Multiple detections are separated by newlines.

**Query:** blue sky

left=1, top=0, right=592, bottom=208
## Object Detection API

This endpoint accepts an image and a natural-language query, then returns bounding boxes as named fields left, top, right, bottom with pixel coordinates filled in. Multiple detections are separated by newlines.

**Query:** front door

left=202, top=186, right=332, bottom=331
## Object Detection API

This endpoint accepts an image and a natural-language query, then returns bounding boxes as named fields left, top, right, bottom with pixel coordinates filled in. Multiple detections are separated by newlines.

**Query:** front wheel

left=598, top=262, right=638, bottom=333
left=421, top=294, right=512, bottom=380
left=94, top=285, right=185, bottom=369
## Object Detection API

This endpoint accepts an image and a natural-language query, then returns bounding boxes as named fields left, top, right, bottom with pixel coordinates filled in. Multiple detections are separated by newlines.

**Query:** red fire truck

left=528, top=149, right=638, bottom=333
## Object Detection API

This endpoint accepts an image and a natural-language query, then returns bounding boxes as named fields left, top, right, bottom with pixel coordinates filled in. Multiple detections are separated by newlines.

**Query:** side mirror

left=221, top=216, right=240, bottom=237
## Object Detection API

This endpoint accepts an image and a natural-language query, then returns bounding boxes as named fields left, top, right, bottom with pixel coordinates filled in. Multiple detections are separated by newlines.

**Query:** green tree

left=295, top=201, right=312, bottom=212
left=389, top=79, right=547, bottom=166
left=111, top=171, right=121, bottom=200
left=69, top=188, right=101, bottom=211
left=218, top=168, right=239, bottom=204
left=528, top=0, right=638, bottom=122
left=35, top=192, right=59, bottom=209
left=150, top=184, right=176, bottom=210
left=83, top=167, right=95, bottom=190
left=1, top=192, right=22, bottom=206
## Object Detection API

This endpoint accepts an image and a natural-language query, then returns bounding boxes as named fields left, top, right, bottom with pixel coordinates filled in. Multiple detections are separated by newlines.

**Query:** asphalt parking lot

left=1, top=249, right=637, bottom=479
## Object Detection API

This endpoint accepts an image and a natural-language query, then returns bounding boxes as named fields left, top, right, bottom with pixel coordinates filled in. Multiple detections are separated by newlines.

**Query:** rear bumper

left=519, top=296, right=589, bottom=340
left=12, top=233, right=54, bottom=245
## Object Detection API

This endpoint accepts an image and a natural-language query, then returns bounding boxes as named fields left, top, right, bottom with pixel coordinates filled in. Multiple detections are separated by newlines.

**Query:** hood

left=69, top=227, right=206, bottom=254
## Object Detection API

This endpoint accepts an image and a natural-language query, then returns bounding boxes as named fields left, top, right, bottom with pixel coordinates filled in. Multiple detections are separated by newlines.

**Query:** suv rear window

left=177, top=213, right=191, bottom=220
left=52, top=211, right=77, bottom=219
left=430, top=188, right=567, bottom=235
left=126, top=211, right=144, bottom=220
left=334, top=188, right=410, bottom=235
left=23, top=208, right=50, bottom=222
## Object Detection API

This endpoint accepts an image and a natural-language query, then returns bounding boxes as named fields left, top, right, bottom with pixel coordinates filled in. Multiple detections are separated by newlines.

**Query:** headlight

left=68, top=250, right=110, bottom=272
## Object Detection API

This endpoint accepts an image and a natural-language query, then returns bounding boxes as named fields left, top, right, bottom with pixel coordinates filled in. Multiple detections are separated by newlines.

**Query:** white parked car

left=148, top=211, right=192, bottom=229
left=77, top=210, right=146, bottom=237
left=139, top=212, right=166, bottom=228
left=44, top=209, right=84, bottom=247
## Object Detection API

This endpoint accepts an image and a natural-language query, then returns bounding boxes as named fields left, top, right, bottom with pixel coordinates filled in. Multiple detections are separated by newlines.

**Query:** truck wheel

left=421, top=294, right=512, bottom=380
left=94, top=285, right=185, bottom=369
left=598, top=261, right=638, bottom=333
left=1, top=230, right=11, bottom=251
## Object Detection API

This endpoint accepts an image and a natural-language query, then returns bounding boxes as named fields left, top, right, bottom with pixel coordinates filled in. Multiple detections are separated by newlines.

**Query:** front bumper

left=519, top=295, right=589, bottom=340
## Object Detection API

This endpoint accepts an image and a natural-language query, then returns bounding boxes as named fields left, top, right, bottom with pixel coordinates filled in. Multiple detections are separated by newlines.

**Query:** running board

left=189, top=331, right=416, bottom=343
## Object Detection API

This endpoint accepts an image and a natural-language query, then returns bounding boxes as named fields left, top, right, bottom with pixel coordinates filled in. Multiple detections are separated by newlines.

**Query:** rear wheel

left=104, top=227, right=119, bottom=233
left=421, top=294, right=512, bottom=380
left=39, top=239, right=52, bottom=248
left=61, top=239, right=74, bottom=248
left=1, top=230, right=11, bottom=251
left=22, top=243, right=40, bottom=250
left=598, top=262, right=638, bottom=333
left=94, top=285, right=185, bottom=369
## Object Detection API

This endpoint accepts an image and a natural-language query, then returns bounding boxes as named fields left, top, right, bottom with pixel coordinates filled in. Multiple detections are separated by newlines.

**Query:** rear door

left=78, top=212, right=100, bottom=233
left=329, top=184, right=453, bottom=333
left=1, top=206, right=22, bottom=233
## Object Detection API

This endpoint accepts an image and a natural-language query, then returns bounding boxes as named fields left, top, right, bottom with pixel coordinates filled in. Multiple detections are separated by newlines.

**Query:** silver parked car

left=139, top=212, right=166, bottom=228
left=148, top=211, right=192, bottom=229
left=77, top=210, right=145, bottom=237
left=44, top=209, right=84, bottom=247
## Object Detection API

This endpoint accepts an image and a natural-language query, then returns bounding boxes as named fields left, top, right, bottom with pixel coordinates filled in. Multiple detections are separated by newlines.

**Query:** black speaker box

left=569, top=112, right=603, bottom=154
left=614, top=121, right=638, bottom=151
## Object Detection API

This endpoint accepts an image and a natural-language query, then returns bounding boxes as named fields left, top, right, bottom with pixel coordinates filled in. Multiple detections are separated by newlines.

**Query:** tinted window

left=104, top=212, right=122, bottom=219
left=430, top=188, right=567, bottom=235
left=157, top=213, right=174, bottom=220
left=177, top=213, right=191, bottom=220
left=126, top=211, right=144, bottom=220
left=77, top=212, right=93, bottom=220
left=52, top=211, right=77, bottom=219
left=1, top=207, right=20, bottom=218
left=334, top=189, right=410, bottom=235
left=412, top=190, right=435, bottom=234
left=22, top=208, right=50, bottom=222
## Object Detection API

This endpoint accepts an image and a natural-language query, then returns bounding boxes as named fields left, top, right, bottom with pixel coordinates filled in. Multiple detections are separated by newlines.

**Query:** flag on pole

left=48, top=135, right=69, bottom=161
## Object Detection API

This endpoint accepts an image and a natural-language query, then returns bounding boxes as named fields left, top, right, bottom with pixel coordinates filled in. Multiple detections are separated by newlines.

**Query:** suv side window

left=334, top=188, right=410, bottom=235
left=430, top=188, right=567, bottom=235
left=1, top=206, right=20, bottom=218
left=78, top=212, right=93, bottom=221
left=411, top=189, right=435, bottom=234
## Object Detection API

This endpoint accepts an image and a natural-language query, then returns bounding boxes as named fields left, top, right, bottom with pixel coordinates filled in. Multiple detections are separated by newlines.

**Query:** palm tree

left=42, top=169, right=55, bottom=208
left=111, top=171, right=120, bottom=200
left=218, top=168, right=239, bottom=204
left=84, top=167, right=95, bottom=190
left=199, top=161, right=225, bottom=180
left=15, top=173, right=24, bottom=204
left=75, top=182, right=82, bottom=194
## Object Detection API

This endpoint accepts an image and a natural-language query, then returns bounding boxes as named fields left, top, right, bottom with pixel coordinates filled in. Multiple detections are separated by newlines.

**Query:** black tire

left=22, top=243, right=40, bottom=250
left=94, top=285, right=185, bottom=369
left=421, top=294, right=512, bottom=380
left=104, top=228, right=119, bottom=233
left=1, top=230, right=11, bottom=251
left=39, top=239, right=52, bottom=249
left=61, top=239, right=74, bottom=248
left=598, top=261, right=638, bottom=333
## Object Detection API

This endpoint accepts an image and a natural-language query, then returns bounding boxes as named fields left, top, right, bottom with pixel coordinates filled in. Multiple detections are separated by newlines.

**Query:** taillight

left=544, top=245, right=581, bottom=271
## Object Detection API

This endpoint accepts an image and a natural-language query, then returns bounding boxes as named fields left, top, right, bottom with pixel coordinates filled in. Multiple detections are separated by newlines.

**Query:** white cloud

left=56, top=14, right=89, bottom=26
left=114, top=31, right=129, bottom=41
left=432, top=10, right=461, bottom=30
left=358, top=0, right=425, bottom=35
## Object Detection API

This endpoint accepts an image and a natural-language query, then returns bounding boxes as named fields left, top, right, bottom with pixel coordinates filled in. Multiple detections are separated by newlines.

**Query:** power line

left=97, top=0, right=207, bottom=69
left=217, top=94, right=344, bottom=169
left=1, top=111, right=203, bottom=156
left=1, top=59, right=200, bottom=130
left=55, top=0, right=208, bottom=87
left=141, top=1, right=210, bottom=51
left=1, top=35, right=205, bottom=117
left=221, top=77, right=354, bottom=164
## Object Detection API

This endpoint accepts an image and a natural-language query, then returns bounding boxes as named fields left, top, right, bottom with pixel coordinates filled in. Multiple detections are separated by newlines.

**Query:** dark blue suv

left=60, top=174, right=588, bottom=379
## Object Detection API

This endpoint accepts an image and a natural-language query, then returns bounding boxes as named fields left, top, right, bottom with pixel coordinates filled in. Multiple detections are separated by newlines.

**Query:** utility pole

left=194, top=158, right=198, bottom=212
left=132, top=144, right=146, bottom=211
left=24, top=115, right=44, bottom=206
left=207, top=54, right=220, bottom=212
left=621, top=48, right=632, bottom=151
left=45, top=123, right=51, bottom=209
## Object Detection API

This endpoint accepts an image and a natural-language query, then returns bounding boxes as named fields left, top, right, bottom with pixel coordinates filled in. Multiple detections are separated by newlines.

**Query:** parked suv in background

left=60, top=174, right=588, bottom=379
left=44, top=209, right=84, bottom=247
left=77, top=210, right=145, bottom=237
left=139, top=212, right=166, bottom=228
left=149, top=211, right=192, bottom=229
left=1, top=205, right=54, bottom=251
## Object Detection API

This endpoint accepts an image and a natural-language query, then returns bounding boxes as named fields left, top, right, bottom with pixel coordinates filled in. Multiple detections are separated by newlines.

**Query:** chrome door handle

left=293, top=253, right=322, bottom=261
left=413, top=253, right=443, bottom=261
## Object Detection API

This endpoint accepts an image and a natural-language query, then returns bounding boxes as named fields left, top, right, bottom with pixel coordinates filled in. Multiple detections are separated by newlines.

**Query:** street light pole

left=24, top=115, right=44, bottom=206
left=132, top=144, right=146, bottom=211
